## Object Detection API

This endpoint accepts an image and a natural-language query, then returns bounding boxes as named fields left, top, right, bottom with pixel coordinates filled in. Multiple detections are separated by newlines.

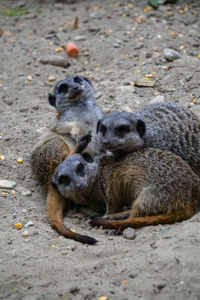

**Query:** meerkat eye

left=58, top=175, right=71, bottom=186
left=74, top=76, right=82, bottom=84
left=116, top=125, right=130, bottom=136
left=58, top=83, right=69, bottom=94
left=76, top=163, right=84, bottom=176
left=100, top=125, right=107, bottom=136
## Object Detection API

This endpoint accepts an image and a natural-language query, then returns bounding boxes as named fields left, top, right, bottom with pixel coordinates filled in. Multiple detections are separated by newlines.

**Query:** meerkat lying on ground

left=31, top=75, right=103, bottom=244
left=52, top=137, right=200, bottom=231
left=97, top=101, right=200, bottom=177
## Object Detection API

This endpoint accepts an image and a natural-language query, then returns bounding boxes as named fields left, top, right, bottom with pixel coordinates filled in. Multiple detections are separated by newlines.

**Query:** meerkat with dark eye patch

left=97, top=102, right=200, bottom=177
left=52, top=137, right=200, bottom=231
left=31, top=75, right=103, bottom=244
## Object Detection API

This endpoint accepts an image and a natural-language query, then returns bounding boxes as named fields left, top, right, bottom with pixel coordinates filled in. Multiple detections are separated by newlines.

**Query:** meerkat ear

left=83, top=77, right=92, bottom=87
left=96, top=120, right=101, bottom=133
left=48, top=93, right=56, bottom=107
left=136, top=119, right=145, bottom=137
left=81, top=152, right=94, bottom=163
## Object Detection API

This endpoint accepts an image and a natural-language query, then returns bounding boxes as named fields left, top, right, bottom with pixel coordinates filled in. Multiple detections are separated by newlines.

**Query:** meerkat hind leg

left=90, top=206, right=194, bottom=229
left=47, top=187, right=98, bottom=244
left=101, top=209, right=131, bottom=220
left=91, top=187, right=195, bottom=229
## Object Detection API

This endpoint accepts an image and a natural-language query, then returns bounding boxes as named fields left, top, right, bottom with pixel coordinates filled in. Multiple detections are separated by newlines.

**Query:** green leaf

left=4, top=8, right=31, bottom=17
left=148, top=0, right=167, bottom=8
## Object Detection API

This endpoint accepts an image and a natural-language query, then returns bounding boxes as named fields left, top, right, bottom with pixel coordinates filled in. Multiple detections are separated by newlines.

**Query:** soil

left=0, top=0, right=200, bottom=299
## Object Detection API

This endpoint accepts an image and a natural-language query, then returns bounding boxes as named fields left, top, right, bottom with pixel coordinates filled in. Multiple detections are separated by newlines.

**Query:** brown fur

left=91, top=148, right=200, bottom=230
left=31, top=134, right=98, bottom=244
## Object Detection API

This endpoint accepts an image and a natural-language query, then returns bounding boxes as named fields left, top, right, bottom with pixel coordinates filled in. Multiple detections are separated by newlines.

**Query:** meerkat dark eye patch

left=81, top=152, right=93, bottom=163
left=74, top=76, right=82, bottom=84
left=116, top=125, right=130, bottom=135
left=76, top=163, right=84, bottom=176
left=100, top=124, right=107, bottom=136
left=48, top=93, right=56, bottom=106
left=96, top=120, right=101, bottom=133
left=58, top=175, right=71, bottom=186
left=83, top=77, right=92, bottom=87
left=136, top=119, right=146, bottom=137
left=58, top=83, right=69, bottom=94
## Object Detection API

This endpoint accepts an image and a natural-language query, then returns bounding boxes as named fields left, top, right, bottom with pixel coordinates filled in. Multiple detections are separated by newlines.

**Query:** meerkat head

left=97, top=111, right=146, bottom=155
left=48, top=75, right=93, bottom=114
left=52, top=152, right=98, bottom=204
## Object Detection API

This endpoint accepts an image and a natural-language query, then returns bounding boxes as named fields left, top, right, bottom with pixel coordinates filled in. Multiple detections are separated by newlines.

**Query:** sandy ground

left=0, top=0, right=200, bottom=299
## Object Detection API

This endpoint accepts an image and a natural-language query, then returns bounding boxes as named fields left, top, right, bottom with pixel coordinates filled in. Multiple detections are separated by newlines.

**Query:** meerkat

left=31, top=74, right=103, bottom=244
left=97, top=101, right=200, bottom=177
left=52, top=138, right=200, bottom=231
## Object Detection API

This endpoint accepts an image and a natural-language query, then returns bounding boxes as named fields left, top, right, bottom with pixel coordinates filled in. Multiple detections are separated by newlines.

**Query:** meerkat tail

left=91, top=207, right=195, bottom=229
left=47, top=187, right=98, bottom=245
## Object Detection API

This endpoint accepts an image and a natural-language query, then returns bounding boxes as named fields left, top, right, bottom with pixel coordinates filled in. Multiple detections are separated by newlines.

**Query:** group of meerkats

left=31, top=74, right=200, bottom=245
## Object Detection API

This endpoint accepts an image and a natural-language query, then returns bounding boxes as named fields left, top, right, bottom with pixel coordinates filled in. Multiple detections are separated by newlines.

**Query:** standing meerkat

left=97, top=102, right=200, bottom=177
left=52, top=142, right=200, bottom=231
left=31, top=74, right=103, bottom=244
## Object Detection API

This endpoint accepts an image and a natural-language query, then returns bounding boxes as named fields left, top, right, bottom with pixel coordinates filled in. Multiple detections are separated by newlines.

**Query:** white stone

left=0, top=179, right=16, bottom=189
left=164, top=48, right=180, bottom=61
left=123, top=227, right=136, bottom=240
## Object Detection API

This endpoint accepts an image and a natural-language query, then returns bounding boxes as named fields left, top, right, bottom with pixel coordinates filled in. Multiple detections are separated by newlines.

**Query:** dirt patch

left=0, top=0, right=200, bottom=299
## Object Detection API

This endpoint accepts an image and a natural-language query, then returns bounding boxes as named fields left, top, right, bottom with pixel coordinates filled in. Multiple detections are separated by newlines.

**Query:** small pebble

left=163, top=48, right=180, bottom=61
left=153, top=265, right=159, bottom=272
left=134, top=43, right=144, bottom=50
left=135, top=77, right=156, bottom=87
left=32, top=105, right=39, bottom=110
left=22, top=231, right=29, bottom=237
left=159, top=226, right=167, bottom=232
left=150, top=95, right=165, bottom=104
left=21, top=189, right=32, bottom=196
left=70, top=285, right=79, bottom=295
left=119, top=86, right=135, bottom=93
left=5, top=99, right=13, bottom=105
left=113, top=42, right=120, bottom=48
left=0, top=179, right=16, bottom=189
left=40, top=56, right=70, bottom=68
left=154, top=280, right=166, bottom=291
left=75, top=35, right=87, bottom=41
left=33, top=230, right=39, bottom=236
left=19, top=107, right=28, bottom=113
left=25, top=221, right=34, bottom=228
left=128, top=272, right=138, bottom=279
left=88, top=26, right=100, bottom=33
left=181, top=12, right=197, bottom=25
left=185, top=75, right=192, bottom=81
left=123, top=227, right=136, bottom=240
left=16, top=186, right=32, bottom=196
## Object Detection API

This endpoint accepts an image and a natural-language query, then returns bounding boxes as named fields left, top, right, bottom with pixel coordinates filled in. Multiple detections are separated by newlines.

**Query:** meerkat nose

left=73, top=85, right=80, bottom=91
left=75, top=183, right=84, bottom=191
left=103, top=140, right=110, bottom=146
